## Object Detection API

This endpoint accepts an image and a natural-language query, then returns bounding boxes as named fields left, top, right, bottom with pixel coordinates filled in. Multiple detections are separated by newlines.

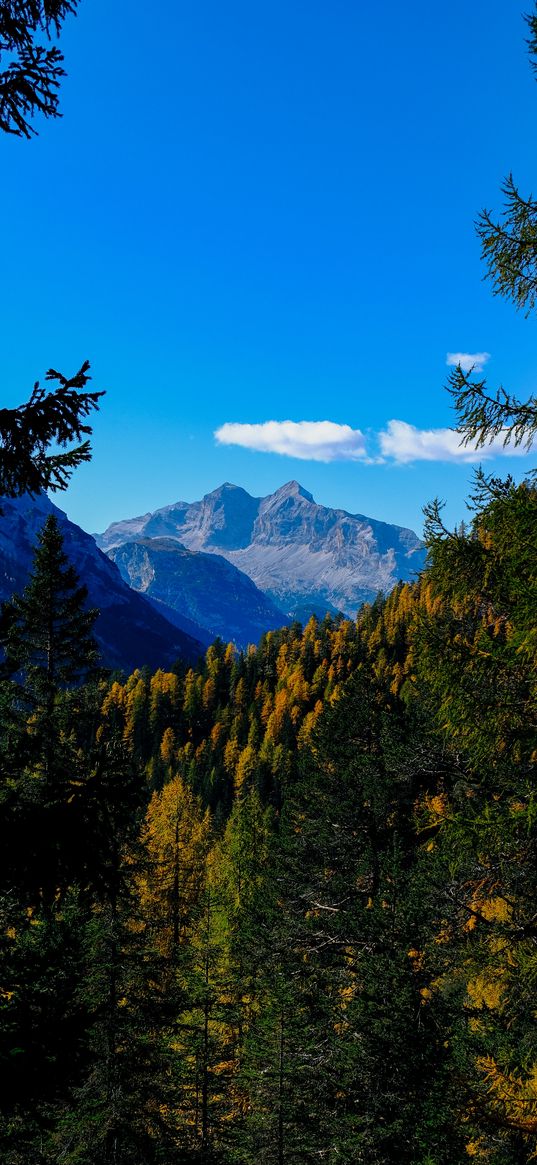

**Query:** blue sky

left=1, top=0, right=536, bottom=535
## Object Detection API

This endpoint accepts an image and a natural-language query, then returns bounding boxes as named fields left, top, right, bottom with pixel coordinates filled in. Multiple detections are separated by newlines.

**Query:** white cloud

left=214, top=420, right=368, bottom=462
left=379, top=419, right=529, bottom=464
left=446, top=351, right=491, bottom=374
left=215, top=415, right=532, bottom=466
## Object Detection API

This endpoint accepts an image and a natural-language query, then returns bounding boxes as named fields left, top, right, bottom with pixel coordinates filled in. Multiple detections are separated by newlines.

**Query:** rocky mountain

left=97, top=481, right=426, bottom=620
left=0, top=493, right=204, bottom=672
left=109, top=537, right=287, bottom=650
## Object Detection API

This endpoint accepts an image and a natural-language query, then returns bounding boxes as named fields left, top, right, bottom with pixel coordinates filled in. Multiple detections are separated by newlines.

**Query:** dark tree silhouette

left=0, top=0, right=79, bottom=137
left=0, top=361, right=104, bottom=500
left=0, top=511, right=99, bottom=700
left=447, top=365, right=537, bottom=453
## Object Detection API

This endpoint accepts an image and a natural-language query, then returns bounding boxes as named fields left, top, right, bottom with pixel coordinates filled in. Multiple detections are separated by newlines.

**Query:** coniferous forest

left=0, top=466, right=536, bottom=1164
left=1, top=3, right=537, bottom=1164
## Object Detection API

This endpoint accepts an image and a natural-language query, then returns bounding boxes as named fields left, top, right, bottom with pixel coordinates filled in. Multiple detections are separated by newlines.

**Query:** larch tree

left=448, top=6, right=537, bottom=453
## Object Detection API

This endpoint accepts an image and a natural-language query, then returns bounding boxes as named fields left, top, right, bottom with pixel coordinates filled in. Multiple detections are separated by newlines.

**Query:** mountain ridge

left=0, top=494, right=204, bottom=672
left=97, top=481, right=426, bottom=620
left=109, top=536, right=287, bottom=650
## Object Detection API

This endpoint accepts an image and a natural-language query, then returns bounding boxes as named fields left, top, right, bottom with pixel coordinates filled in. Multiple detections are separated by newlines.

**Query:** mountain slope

left=109, top=538, right=287, bottom=650
left=0, top=494, right=203, bottom=672
left=98, top=481, right=426, bottom=619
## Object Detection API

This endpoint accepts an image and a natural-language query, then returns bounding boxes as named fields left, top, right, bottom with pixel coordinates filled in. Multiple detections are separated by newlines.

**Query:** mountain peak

left=270, top=481, right=314, bottom=503
left=204, top=482, right=254, bottom=501
left=97, top=482, right=426, bottom=621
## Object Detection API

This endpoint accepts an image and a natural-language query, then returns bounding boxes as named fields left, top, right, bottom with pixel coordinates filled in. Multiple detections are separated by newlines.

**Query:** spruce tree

left=0, top=0, right=80, bottom=138
left=418, top=477, right=537, bottom=1162
left=1, top=512, right=99, bottom=702
left=232, top=672, right=457, bottom=1165
left=0, top=362, right=103, bottom=501
left=0, top=512, right=100, bottom=902
left=51, top=730, right=172, bottom=1165
left=0, top=516, right=101, bottom=1160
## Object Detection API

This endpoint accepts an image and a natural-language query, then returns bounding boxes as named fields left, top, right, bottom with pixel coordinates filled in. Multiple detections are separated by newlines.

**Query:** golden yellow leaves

left=464, top=890, right=512, bottom=931
left=160, top=726, right=176, bottom=765
left=407, top=948, right=424, bottom=971
left=475, top=1057, right=537, bottom=1136
left=466, top=974, right=504, bottom=1011
left=465, top=1138, right=488, bottom=1158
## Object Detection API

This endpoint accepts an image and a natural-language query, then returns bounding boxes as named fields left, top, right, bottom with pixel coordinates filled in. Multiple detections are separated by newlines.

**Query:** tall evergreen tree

left=418, top=476, right=537, bottom=1163
left=233, top=672, right=456, bottom=1165
left=0, top=512, right=100, bottom=902
left=1, top=512, right=99, bottom=704
left=0, top=516, right=102, bottom=1160
left=50, top=730, right=173, bottom=1165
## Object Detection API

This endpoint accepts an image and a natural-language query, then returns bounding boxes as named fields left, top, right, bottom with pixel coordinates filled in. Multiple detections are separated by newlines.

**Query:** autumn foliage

left=1, top=476, right=535, bottom=1163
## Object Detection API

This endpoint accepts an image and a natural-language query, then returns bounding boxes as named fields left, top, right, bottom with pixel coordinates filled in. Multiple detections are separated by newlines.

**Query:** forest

left=1, top=1, right=537, bottom=1163
left=0, top=462, right=535, bottom=1164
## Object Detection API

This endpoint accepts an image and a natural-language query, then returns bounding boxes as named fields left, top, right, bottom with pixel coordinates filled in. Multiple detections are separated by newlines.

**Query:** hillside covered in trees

left=1, top=2, right=537, bottom=1162
left=0, top=466, right=535, bottom=1164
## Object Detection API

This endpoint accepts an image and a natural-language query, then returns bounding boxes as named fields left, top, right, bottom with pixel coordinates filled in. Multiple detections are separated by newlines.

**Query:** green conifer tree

left=418, top=477, right=537, bottom=1162
left=0, top=516, right=101, bottom=1160
left=0, top=512, right=100, bottom=901
left=233, top=673, right=457, bottom=1165
left=0, top=362, right=103, bottom=501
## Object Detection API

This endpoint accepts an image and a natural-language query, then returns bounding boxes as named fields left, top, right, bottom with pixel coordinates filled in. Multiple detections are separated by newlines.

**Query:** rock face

left=0, top=494, right=203, bottom=672
left=97, top=481, right=426, bottom=620
left=109, top=538, right=287, bottom=650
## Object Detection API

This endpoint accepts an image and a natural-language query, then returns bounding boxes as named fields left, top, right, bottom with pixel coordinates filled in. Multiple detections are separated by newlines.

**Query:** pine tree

left=0, top=513, right=100, bottom=902
left=418, top=476, right=537, bottom=1162
left=1, top=513, right=99, bottom=698
left=50, top=730, right=174, bottom=1165
left=232, top=672, right=457, bottom=1165
left=0, top=517, right=102, bottom=1160
left=0, top=362, right=103, bottom=501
